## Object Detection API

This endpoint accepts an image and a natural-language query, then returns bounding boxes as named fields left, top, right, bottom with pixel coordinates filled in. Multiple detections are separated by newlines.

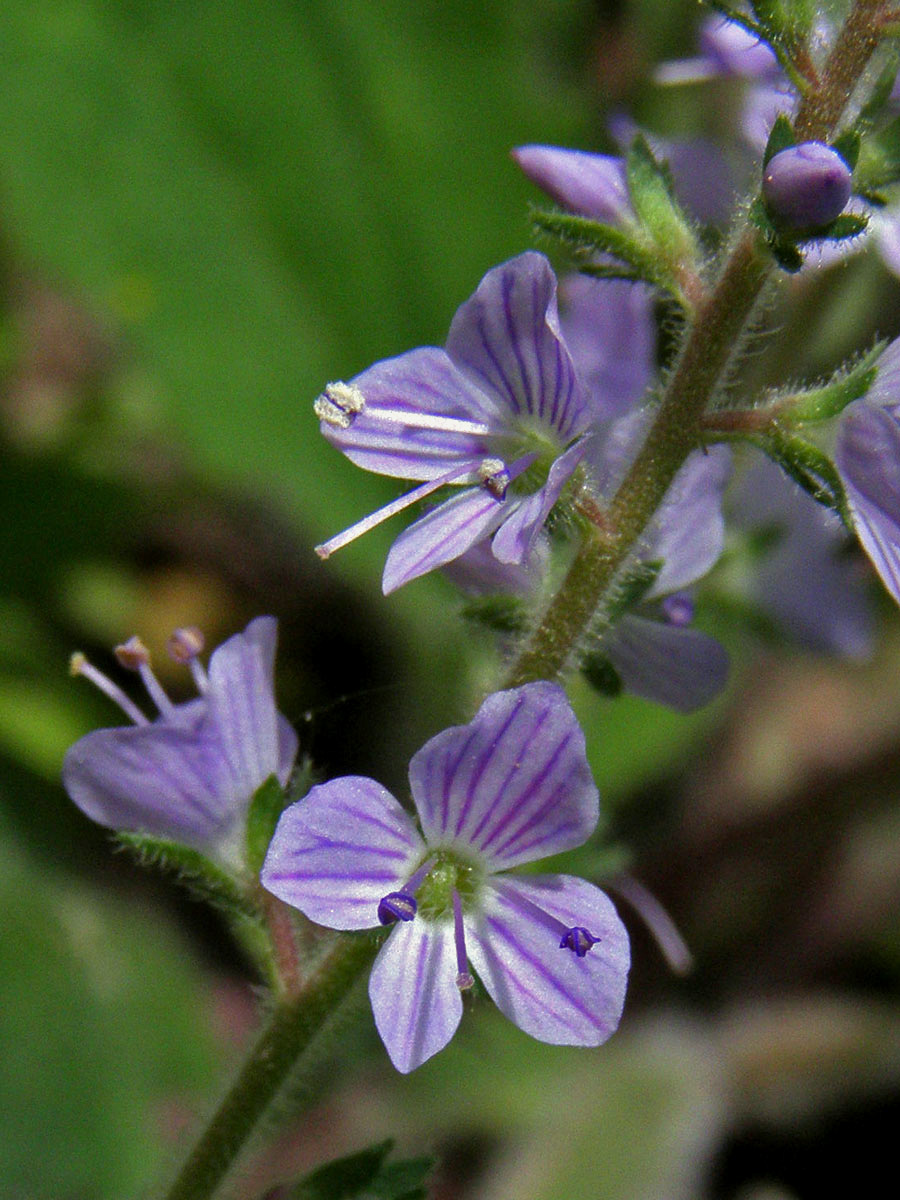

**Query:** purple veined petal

left=512, top=145, right=632, bottom=225
left=446, top=252, right=590, bottom=439
left=62, top=720, right=237, bottom=847
left=491, top=437, right=589, bottom=564
left=442, top=532, right=550, bottom=595
left=465, top=875, right=629, bottom=1047
left=369, top=918, right=463, bottom=1073
left=409, top=682, right=599, bottom=871
left=836, top=400, right=900, bottom=606
left=875, top=209, right=900, bottom=285
left=864, top=321, right=900, bottom=413
left=604, top=614, right=730, bottom=712
left=205, top=616, right=297, bottom=795
left=382, top=485, right=509, bottom=593
left=646, top=445, right=732, bottom=596
left=560, top=275, right=655, bottom=420
left=697, top=14, right=781, bottom=78
left=321, top=348, right=498, bottom=481
left=261, top=777, right=425, bottom=931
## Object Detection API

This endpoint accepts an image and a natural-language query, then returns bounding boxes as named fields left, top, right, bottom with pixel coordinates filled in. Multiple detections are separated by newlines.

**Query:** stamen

left=315, top=460, right=490, bottom=560
left=314, top=381, right=367, bottom=430
left=69, top=652, right=150, bottom=727
left=114, top=637, right=178, bottom=720
left=478, top=458, right=511, bottom=500
left=452, top=890, right=474, bottom=990
left=661, top=593, right=695, bottom=628
left=609, top=873, right=693, bottom=976
left=559, top=926, right=602, bottom=958
left=167, top=626, right=209, bottom=693
left=378, top=892, right=417, bottom=925
left=362, top=406, right=492, bottom=439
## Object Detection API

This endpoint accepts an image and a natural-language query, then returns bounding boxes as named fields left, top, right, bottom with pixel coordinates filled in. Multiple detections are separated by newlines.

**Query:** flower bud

left=762, top=142, right=852, bottom=230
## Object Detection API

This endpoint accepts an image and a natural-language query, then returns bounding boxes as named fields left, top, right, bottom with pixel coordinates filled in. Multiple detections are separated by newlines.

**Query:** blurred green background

left=2, top=1, right=900, bottom=1197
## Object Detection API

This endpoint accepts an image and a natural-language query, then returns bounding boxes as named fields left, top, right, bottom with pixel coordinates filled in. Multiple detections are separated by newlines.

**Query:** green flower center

left=414, top=850, right=483, bottom=921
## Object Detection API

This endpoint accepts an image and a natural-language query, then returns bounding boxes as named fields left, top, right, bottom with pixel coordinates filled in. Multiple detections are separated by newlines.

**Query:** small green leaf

left=581, top=653, right=624, bottom=698
left=789, top=341, right=885, bottom=423
left=813, top=212, right=868, bottom=241
left=245, top=774, right=290, bottom=875
left=764, top=113, right=796, bottom=167
left=285, top=1139, right=434, bottom=1200
left=115, top=831, right=259, bottom=919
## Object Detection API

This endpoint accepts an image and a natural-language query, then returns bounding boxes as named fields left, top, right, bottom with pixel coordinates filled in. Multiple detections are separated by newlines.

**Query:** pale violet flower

left=63, top=617, right=298, bottom=862
left=261, top=682, right=630, bottom=1073
left=314, top=252, right=596, bottom=593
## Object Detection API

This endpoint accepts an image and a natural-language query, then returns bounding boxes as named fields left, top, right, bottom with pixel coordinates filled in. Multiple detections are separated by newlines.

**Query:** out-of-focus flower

left=262, top=682, right=630, bottom=1073
left=314, top=253, right=598, bottom=593
left=63, top=617, right=298, bottom=863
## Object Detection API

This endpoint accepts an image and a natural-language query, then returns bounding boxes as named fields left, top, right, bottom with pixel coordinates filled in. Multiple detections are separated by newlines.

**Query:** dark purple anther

left=559, top=926, right=601, bottom=957
left=377, top=891, right=418, bottom=926
left=763, top=142, right=852, bottom=230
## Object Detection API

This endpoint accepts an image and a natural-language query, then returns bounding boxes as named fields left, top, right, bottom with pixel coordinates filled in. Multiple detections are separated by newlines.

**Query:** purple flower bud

left=763, top=142, right=852, bottom=230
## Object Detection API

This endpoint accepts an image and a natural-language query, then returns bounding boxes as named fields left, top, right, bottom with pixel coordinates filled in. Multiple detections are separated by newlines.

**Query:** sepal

left=115, top=831, right=260, bottom=920
left=625, top=136, right=702, bottom=281
left=763, top=113, right=796, bottom=167
left=279, top=1138, right=433, bottom=1200
left=531, top=208, right=680, bottom=297
left=606, top=559, right=663, bottom=622
left=580, top=652, right=624, bottom=698
left=460, top=593, right=530, bottom=634
left=246, top=772, right=294, bottom=876
left=752, top=431, right=851, bottom=521
left=788, top=343, right=885, bottom=423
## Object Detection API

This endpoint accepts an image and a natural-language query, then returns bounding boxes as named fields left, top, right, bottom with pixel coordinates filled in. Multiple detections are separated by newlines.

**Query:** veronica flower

left=63, top=617, right=298, bottom=864
left=315, top=252, right=597, bottom=593
left=261, top=682, right=630, bottom=1073
left=835, top=337, right=900, bottom=605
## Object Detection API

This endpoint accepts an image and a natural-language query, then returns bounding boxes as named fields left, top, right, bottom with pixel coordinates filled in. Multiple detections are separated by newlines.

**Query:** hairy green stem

left=505, top=0, right=889, bottom=688
left=160, top=935, right=377, bottom=1200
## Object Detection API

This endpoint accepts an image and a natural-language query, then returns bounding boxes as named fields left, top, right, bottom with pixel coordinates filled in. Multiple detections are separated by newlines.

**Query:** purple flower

left=763, top=143, right=852, bottom=229
left=655, top=14, right=781, bottom=85
left=315, top=253, right=596, bottom=593
left=261, top=683, right=630, bottom=1073
left=833, top=338, right=900, bottom=607
left=511, top=145, right=631, bottom=224
left=63, top=617, right=298, bottom=862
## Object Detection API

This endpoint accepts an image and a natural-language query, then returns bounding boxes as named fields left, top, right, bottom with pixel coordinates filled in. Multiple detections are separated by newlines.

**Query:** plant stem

left=160, top=935, right=377, bottom=1200
left=504, top=0, right=889, bottom=689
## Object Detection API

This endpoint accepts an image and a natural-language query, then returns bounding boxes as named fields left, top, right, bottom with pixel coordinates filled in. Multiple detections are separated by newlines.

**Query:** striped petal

left=465, top=875, right=629, bottom=1046
left=491, top=438, right=587, bottom=564
left=409, top=682, right=598, bottom=871
left=322, top=348, right=497, bottom=481
left=604, top=615, right=730, bottom=712
left=382, top=486, right=507, bottom=594
left=837, top=400, right=900, bottom=605
left=512, top=145, right=632, bottom=224
left=206, top=616, right=298, bottom=795
left=446, top=252, right=589, bottom=439
left=369, top=919, right=463, bottom=1073
left=646, top=445, right=731, bottom=596
left=62, top=718, right=237, bottom=846
left=261, top=777, right=425, bottom=931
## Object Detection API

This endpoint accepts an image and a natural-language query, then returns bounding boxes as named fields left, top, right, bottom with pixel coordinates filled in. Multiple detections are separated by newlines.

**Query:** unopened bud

left=763, top=142, right=852, bottom=230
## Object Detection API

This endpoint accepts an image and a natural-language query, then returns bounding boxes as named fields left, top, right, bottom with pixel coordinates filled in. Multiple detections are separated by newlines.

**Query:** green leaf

left=763, top=113, right=796, bottom=167
left=752, top=431, right=850, bottom=521
left=115, top=831, right=260, bottom=919
left=625, top=136, right=700, bottom=270
left=460, top=594, right=530, bottom=634
left=606, top=559, right=663, bottom=622
left=580, top=653, right=624, bottom=698
left=531, top=209, right=670, bottom=290
left=245, top=774, right=289, bottom=875
left=830, top=129, right=861, bottom=172
left=286, top=1138, right=434, bottom=1200
left=789, top=341, right=885, bottom=422
left=812, top=212, right=869, bottom=242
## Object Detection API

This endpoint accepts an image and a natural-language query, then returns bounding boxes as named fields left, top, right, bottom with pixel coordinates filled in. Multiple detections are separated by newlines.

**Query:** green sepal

left=855, top=113, right=900, bottom=193
left=461, top=593, right=529, bottom=634
left=245, top=773, right=289, bottom=876
left=625, top=136, right=700, bottom=271
left=580, top=652, right=624, bottom=698
left=748, top=197, right=804, bottom=272
left=752, top=431, right=851, bottom=522
left=114, top=831, right=259, bottom=920
left=285, top=1138, right=433, bottom=1200
left=830, top=129, right=860, bottom=172
left=578, top=261, right=647, bottom=284
left=763, top=113, right=796, bottom=167
left=789, top=341, right=885, bottom=423
left=606, top=558, right=662, bottom=623
left=531, top=208, right=676, bottom=295
left=810, top=212, right=868, bottom=242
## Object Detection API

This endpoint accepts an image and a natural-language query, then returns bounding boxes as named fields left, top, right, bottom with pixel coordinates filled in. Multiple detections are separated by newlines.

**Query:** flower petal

left=561, top=275, right=655, bottom=419
left=836, top=400, right=900, bottom=605
left=382, top=486, right=507, bottom=593
left=261, top=777, right=425, bottom=931
left=369, top=919, right=463, bottom=1073
left=491, top=438, right=588, bottom=564
left=206, top=616, right=298, bottom=795
left=62, top=719, right=236, bottom=846
left=446, top=252, right=589, bottom=439
left=409, top=682, right=598, bottom=870
left=322, top=348, right=497, bottom=480
left=512, top=145, right=631, bottom=224
left=604, top=615, right=730, bottom=712
left=465, top=875, right=629, bottom=1046
left=646, top=445, right=731, bottom=595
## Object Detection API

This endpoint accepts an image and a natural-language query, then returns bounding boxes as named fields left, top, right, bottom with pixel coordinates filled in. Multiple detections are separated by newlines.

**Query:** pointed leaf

left=115, top=831, right=260, bottom=919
